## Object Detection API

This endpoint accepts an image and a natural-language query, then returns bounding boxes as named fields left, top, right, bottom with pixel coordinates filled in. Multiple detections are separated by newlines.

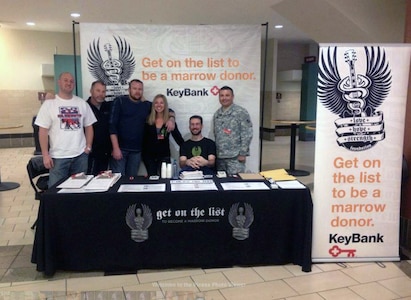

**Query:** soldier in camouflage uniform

left=213, top=86, right=253, bottom=175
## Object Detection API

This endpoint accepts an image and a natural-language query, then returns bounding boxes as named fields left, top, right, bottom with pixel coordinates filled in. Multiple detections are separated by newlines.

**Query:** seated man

left=179, top=115, right=216, bottom=175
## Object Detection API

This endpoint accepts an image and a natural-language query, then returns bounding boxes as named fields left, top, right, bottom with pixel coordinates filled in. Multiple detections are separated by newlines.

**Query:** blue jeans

left=110, top=150, right=141, bottom=176
left=48, top=152, right=89, bottom=187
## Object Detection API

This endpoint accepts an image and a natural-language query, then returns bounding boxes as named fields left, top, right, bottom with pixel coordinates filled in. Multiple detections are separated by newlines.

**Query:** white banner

left=313, top=44, right=411, bottom=262
left=79, top=23, right=261, bottom=172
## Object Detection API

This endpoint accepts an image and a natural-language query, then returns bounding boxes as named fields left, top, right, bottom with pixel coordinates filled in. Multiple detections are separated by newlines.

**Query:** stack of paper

left=57, top=174, right=94, bottom=189
left=259, top=169, right=296, bottom=181
left=179, top=170, right=204, bottom=180
left=84, top=173, right=121, bottom=191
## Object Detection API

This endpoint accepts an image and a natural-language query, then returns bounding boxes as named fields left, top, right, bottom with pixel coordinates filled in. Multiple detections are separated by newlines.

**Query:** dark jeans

left=110, top=150, right=141, bottom=176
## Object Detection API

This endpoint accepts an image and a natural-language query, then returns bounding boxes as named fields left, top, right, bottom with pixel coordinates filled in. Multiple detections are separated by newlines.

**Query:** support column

left=400, top=0, right=411, bottom=256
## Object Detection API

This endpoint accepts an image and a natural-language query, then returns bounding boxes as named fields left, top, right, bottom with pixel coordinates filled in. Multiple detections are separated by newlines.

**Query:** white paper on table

left=58, top=187, right=107, bottom=193
left=275, top=180, right=307, bottom=189
left=171, top=182, right=218, bottom=191
left=117, top=184, right=166, bottom=192
left=220, top=182, right=270, bottom=191
left=56, top=175, right=94, bottom=189
left=84, top=173, right=121, bottom=190
left=170, top=179, right=214, bottom=184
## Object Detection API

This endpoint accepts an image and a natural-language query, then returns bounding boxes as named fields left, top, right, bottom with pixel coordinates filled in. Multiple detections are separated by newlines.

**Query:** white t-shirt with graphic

left=35, top=95, right=97, bottom=158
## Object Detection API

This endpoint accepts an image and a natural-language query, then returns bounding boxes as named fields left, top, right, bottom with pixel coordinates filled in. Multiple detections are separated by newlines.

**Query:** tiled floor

left=0, top=137, right=410, bottom=299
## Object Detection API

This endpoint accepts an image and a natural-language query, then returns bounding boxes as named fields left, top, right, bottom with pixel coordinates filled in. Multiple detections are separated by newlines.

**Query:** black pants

left=88, top=152, right=111, bottom=175
left=143, top=156, right=171, bottom=177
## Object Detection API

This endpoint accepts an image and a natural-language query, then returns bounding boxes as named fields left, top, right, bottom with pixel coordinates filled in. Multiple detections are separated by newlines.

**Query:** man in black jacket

left=87, top=80, right=112, bottom=175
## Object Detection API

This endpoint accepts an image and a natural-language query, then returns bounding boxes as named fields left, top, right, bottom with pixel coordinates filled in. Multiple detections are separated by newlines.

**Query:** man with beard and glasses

left=109, top=79, right=175, bottom=176
left=179, top=115, right=216, bottom=175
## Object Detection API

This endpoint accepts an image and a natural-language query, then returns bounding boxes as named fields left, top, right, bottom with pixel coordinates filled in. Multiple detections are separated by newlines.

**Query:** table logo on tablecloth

left=318, top=46, right=391, bottom=151
left=125, top=203, right=153, bottom=242
left=228, top=203, right=254, bottom=240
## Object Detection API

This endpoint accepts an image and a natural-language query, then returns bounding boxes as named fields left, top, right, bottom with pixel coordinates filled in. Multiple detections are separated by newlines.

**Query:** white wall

left=0, top=29, right=77, bottom=90
left=0, top=29, right=77, bottom=134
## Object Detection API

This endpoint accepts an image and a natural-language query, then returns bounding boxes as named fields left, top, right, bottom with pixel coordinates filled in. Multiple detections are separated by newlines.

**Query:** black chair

left=27, top=156, right=49, bottom=229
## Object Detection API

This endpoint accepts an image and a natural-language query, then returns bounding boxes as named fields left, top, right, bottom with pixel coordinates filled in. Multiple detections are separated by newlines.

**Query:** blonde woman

left=142, top=94, right=184, bottom=176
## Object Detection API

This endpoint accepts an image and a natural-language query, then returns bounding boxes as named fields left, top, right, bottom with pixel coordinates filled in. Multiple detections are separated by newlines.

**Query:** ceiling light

left=71, top=13, right=81, bottom=18
left=274, top=25, right=283, bottom=29
left=26, top=22, right=35, bottom=26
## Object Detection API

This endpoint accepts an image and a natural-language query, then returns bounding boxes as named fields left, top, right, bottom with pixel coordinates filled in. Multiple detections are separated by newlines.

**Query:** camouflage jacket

left=213, top=103, right=253, bottom=158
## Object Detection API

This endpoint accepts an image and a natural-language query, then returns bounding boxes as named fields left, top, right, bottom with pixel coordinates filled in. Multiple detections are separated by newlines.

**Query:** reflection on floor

left=0, top=137, right=410, bottom=299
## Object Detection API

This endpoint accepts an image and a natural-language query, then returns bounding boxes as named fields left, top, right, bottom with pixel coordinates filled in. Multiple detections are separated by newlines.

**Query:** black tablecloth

left=32, top=178, right=313, bottom=276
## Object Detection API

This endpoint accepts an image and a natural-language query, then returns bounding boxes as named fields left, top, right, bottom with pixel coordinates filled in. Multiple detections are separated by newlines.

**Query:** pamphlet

left=84, top=173, right=121, bottom=191
left=118, top=184, right=166, bottom=192
left=220, top=182, right=270, bottom=191
left=171, top=180, right=218, bottom=191
left=275, top=180, right=307, bottom=189
left=56, top=174, right=94, bottom=189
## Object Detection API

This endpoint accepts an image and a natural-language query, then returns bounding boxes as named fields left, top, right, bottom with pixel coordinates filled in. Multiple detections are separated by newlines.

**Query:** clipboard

left=238, top=173, right=265, bottom=180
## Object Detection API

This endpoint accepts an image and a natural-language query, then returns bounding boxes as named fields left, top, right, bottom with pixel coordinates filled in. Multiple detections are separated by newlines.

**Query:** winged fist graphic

left=87, top=36, right=136, bottom=87
left=126, top=203, right=152, bottom=242
left=317, top=46, right=391, bottom=151
left=228, top=203, right=254, bottom=240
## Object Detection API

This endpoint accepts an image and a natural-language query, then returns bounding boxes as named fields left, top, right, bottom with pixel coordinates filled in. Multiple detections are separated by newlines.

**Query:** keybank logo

left=329, top=233, right=384, bottom=245
left=166, top=88, right=209, bottom=98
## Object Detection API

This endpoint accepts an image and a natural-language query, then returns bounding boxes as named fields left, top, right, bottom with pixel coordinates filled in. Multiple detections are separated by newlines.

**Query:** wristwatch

left=86, top=146, right=92, bottom=151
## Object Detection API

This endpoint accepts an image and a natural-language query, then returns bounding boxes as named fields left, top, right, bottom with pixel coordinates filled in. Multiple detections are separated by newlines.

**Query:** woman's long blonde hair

left=147, top=94, right=169, bottom=125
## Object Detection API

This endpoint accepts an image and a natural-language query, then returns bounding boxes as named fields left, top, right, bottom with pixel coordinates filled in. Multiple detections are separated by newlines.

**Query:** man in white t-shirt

left=35, top=72, right=97, bottom=187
